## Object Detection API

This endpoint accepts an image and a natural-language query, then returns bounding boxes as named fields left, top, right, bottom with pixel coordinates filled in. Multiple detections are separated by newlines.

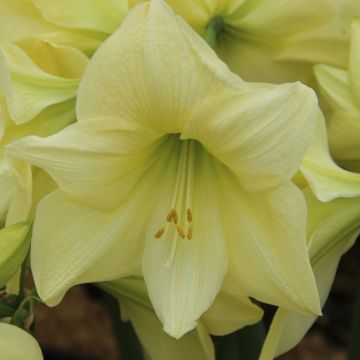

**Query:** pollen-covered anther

left=176, top=225, right=186, bottom=239
left=155, top=227, right=165, bottom=239
left=187, top=208, right=192, bottom=222
left=187, top=226, right=192, bottom=240
left=166, top=209, right=176, bottom=222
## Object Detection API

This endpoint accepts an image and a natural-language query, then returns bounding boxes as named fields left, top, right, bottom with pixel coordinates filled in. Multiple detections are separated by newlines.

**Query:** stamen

left=154, top=227, right=165, bottom=239
left=166, top=209, right=176, bottom=222
left=176, top=225, right=185, bottom=239
left=173, top=211, right=179, bottom=224
left=187, top=208, right=192, bottom=222
left=187, top=226, right=192, bottom=240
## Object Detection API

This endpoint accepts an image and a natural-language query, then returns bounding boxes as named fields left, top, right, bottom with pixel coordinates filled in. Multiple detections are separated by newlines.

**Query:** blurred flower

left=0, top=0, right=128, bottom=55
left=0, top=322, right=43, bottom=360
left=8, top=1, right=321, bottom=338
left=315, top=18, right=360, bottom=172
left=163, top=0, right=357, bottom=84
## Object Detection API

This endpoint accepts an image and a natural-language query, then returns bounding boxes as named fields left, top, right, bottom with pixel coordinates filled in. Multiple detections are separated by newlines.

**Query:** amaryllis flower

left=8, top=1, right=320, bottom=338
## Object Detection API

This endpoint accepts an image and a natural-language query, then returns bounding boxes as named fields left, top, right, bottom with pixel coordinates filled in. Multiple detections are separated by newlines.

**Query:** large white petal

left=183, top=81, right=317, bottom=191
left=216, top=164, right=320, bottom=315
left=31, top=191, right=143, bottom=305
left=7, top=118, right=162, bottom=210
left=76, top=0, right=242, bottom=133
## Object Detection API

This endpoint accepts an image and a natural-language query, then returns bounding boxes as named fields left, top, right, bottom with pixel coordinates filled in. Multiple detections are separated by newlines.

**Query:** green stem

left=348, top=277, right=360, bottom=360
left=204, top=17, right=224, bottom=49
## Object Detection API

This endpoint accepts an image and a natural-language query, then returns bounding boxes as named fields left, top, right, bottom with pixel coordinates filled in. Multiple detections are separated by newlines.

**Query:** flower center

left=154, top=139, right=196, bottom=266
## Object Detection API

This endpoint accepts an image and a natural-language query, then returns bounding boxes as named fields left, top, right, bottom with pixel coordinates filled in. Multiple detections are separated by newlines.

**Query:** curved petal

left=202, top=291, right=263, bottom=336
left=121, top=298, right=215, bottom=360
left=34, top=0, right=127, bottom=34
left=314, top=64, right=359, bottom=113
left=17, top=39, right=89, bottom=79
left=0, top=0, right=56, bottom=44
left=31, top=136, right=177, bottom=305
left=0, top=43, right=79, bottom=124
left=328, top=111, right=360, bottom=171
left=216, top=164, right=320, bottom=315
left=229, top=0, right=333, bottom=39
left=261, top=189, right=360, bottom=358
left=143, top=149, right=227, bottom=338
left=0, top=323, right=43, bottom=360
left=183, top=81, right=318, bottom=191
left=76, top=0, right=242, bottom=133
left=301, top=112, right=360, bottom=201
left=349, top=18, right=360, bottom=102
left=32, top=191, right=143, bottom=305
left=0, top=221, right=31, bottom=286
left=7, top=118, right=162, bottom=210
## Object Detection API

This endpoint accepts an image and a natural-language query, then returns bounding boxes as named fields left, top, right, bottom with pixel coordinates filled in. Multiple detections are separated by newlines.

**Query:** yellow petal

left=121, top=299, right=215, bottom=360
left=0, top=323, right=43, bottom=360
left=31, top=191, right=145, bottom=305
left=261, top=188, right=360, bottom=358
left=7, top=118, right=162, bottom=210
left=34, top=0, right=127, bottom=34
left=0, top=221, right=31, bottom=286
left=101, top=277, right=215, bottom=360
left=17, top=39, right=89, bottom=78
left=349, top=18, right=360, bottom=101
left=301, top=112, right=360, bottom=201
left=143, top=149, right=227, bottom=338
left=328, top=111, right=360, bottom=171
left=202, top=291, right=263, bottom=336
left=314, top=64, right=359, bottom=113
left=0, top=43, right=79, bottom=124
left=183, top=81, right=318, bottom=192
left=0, top=0, right=56, bottom=44
left=217, top=165, right=320, bottom=316
left=76, top=0, right=242, bottom=133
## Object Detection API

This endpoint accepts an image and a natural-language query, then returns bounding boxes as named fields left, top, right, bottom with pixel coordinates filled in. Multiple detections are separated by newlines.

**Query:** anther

left=166, top=209, right=176, bottom=222
left=155, top=227, right=165, bottom=239
left=187, top=226, right=192, bottom=240
left=176, top=225, right=185, bottom=239
left=173, top=211, right=179, bottom=224
left=187, top=208, right=192, bottom=222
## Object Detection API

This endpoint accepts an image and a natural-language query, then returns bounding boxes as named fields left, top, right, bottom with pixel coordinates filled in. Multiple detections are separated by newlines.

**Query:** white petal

left=143, top=148, right=227, bottom=338
left=301, top=112, right=360, bottom=201
left=183, top=81, right=318, bottom=191
left=7, top=118, right=162, bottom=210
left=216, top=164, right=320, bottom=315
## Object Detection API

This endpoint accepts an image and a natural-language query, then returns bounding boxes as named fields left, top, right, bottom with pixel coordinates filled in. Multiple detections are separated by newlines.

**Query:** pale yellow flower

left=8, top=1, right=320, bottom=338
left=163, top=0, right=356, bottom=84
